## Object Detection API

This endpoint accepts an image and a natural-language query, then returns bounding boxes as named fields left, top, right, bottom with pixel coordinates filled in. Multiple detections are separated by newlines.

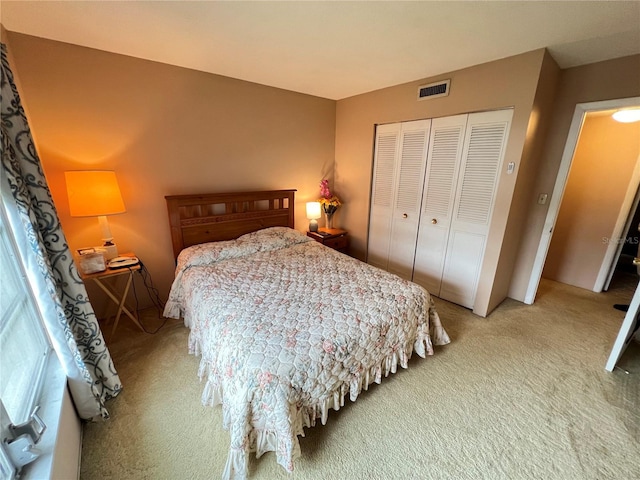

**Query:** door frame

left=524, top=96, right=640, bottom=304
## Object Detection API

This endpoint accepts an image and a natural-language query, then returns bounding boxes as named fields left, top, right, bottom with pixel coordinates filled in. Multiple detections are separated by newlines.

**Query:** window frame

left=1, top=210, right=51, bottom=416
left=0, top=183, right=55, bottom=478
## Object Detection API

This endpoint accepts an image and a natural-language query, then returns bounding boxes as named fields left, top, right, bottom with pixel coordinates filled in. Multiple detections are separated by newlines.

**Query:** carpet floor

left=80, top=277, right=639, bottom=480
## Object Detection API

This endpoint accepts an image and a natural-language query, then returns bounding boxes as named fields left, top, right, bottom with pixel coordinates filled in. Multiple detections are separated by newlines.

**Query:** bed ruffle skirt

left=198, top=312, right=450, bottom=480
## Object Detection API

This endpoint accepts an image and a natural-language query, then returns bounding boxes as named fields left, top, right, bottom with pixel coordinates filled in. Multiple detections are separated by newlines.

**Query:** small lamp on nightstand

left=65, top=170, right=126, bottom=260
left=306, top=201, right=321, bottom=232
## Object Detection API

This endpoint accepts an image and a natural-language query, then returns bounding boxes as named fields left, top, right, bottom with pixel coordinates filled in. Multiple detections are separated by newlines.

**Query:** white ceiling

left=2, top=1, right=639, bottom=100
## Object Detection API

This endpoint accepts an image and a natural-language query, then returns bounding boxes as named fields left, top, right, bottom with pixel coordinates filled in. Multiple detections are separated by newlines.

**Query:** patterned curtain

left=0, top=43, right=121, bottom=419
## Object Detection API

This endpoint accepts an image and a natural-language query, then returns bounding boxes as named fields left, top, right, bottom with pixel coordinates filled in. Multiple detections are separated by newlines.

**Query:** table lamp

left=65, top=171, right=126, bottom=260
left=306, top=201, right=321, bottom=232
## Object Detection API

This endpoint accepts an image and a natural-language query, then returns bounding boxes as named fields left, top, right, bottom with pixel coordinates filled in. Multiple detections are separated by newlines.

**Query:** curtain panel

left=0, top=43, right=121, bottom=419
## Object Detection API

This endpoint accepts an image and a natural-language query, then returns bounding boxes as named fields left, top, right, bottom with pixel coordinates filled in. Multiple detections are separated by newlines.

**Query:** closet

left=368, top=109, right=513, bottom=309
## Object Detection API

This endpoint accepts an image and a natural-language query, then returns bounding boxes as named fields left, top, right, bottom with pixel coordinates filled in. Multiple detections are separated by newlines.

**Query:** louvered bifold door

left=368, top=123, right=401, bottom=270
left=387, top=119, right=431, bottom=279
left=440, top=109, right=513, bottom=308
left=413, top=115, right=467, bottom=294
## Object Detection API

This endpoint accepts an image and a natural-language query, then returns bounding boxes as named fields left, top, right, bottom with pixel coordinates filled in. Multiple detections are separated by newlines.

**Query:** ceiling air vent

left=417, top=79, right=450, bottom=101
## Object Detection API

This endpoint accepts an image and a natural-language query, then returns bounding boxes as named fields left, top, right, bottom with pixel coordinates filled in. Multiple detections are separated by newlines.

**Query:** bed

left=163, top=190, right=450, bottom=479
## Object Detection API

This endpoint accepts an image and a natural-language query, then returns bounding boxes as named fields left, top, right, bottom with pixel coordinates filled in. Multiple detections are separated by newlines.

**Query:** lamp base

left=309, top=219, right=318, bottom=232
left=98, top=216, right=119, bottom=260
left=102, top=243, right=118, bottom=260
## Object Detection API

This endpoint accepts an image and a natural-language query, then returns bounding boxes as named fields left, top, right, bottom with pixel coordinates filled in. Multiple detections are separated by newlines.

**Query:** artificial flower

left=318, top=179, right=341, bottom=214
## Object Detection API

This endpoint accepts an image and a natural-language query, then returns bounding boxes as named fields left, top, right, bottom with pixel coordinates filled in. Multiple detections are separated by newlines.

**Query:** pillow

left=165, top=239, right=261, bottom=319
left=175, top=239, right=259, bottom=273
left=177, top=228, right=309, bottom=273
left=237, top=226, right=312, bottom=250
left=165, top=228, right=312, bottom=319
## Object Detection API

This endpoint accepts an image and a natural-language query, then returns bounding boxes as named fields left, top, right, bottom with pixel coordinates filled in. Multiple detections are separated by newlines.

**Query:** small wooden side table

left=80, top=253, right=144, bottom=338
left=307, top=228, right=349, bottom=254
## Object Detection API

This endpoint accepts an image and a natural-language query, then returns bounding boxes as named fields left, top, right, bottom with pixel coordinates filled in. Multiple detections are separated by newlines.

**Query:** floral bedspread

left=164, top=227, right=450, bottom=479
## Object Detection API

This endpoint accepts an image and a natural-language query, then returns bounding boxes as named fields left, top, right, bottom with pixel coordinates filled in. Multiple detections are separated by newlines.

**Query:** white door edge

left=605, top=279, right=640, bottom=372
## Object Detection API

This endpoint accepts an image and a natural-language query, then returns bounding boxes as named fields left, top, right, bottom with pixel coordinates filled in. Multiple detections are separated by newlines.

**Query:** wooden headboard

left=165, top=189, right=296, bottom=259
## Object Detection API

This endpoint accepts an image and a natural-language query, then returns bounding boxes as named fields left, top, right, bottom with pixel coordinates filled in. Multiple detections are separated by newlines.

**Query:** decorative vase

left=325, top=212, right=334, bottom=230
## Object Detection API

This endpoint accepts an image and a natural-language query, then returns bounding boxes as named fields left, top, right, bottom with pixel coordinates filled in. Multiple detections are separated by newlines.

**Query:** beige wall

left=509, top=54, right=640, bottom=300
left=542, top=115, right=640, bottom=289
left=335, top=49, right=546, bottom=315
left=482, top=50, right=561, bottom=313
left=9, top=26, right=640, bottom=317
left=6, top=32, right=336, bottom=311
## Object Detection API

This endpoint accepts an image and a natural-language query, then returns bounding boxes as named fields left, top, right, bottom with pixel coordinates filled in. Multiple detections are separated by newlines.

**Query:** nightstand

left=79, top=253, right=144, bottom=338
left=307, top=228, right=349, bottom=254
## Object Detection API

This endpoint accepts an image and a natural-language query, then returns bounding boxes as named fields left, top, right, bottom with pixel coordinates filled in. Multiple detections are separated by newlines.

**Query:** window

left=0, top=200, right=51, bottom=424
left=0, top=195, right=53, bottom=478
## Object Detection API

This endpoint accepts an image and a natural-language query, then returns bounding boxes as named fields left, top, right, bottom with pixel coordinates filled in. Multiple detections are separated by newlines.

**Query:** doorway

left=525, top=97, right=640, bottom=304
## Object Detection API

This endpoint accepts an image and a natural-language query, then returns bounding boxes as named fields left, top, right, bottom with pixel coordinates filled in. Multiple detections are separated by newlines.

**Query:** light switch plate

left=538, top=193, right=548, bottom=205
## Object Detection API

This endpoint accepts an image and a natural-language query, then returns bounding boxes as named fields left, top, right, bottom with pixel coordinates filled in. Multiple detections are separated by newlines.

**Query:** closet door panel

left=439, top=231, right=486, bottom=308
left=388, top=216, right=420, bottom=278
left=368, top=124, right=400, bottom=270
left=388, top=120, right=430, bottom=279
left=454, top=122, right=509, bottom=226
left=413, top=115, right=467, bottom=292
left=368, top=214, right=393, bottom=269
left=412, top=225, right=449, bottom=294
left=440, top=109, right=513, bottom=307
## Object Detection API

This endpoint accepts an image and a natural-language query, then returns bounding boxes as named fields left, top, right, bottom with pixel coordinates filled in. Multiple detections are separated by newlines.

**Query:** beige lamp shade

left=306, top=202, right=322, bottom=219
left=65, top=171, right=126, bottom=217
left=306, top=201, right=321, bottom=233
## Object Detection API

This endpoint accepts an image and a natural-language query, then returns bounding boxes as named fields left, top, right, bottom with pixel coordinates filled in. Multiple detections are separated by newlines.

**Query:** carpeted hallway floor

left=80, top=278, right=639, bottom=480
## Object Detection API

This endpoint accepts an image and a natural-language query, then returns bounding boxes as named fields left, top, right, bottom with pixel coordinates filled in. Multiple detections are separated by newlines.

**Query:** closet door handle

left=402, top=213, right=408, bottom=218
left=431, top=218, right=438, bottom=224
